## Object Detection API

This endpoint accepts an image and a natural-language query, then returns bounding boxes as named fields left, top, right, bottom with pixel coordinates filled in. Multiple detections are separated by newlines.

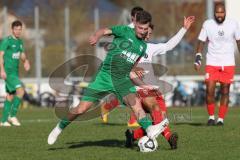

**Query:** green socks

left=59, top=118, right=71, bottom=130
left=10, top=96, right=22, bottom=117
left=1, top=100, right=12, bottom=122
left=138, top=117, right=153, bottom=130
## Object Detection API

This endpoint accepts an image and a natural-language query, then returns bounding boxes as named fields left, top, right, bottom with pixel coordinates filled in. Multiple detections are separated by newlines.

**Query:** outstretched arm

left=89, top=28, right=112, bottom=46
left=164, top=16, right=195, bottom=51
left=149, top=16, right=195, bottom=56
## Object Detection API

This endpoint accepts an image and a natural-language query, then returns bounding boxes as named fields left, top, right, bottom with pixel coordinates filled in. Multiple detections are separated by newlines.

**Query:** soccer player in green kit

left=0, top=20, right=30, bottom=127
left=48, top=11, right=169, bottom=145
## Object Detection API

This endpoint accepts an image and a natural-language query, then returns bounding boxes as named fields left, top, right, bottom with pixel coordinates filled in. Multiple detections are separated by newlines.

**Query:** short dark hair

left=131, top=6, right=144, bottom=17
left=214, top=2, right=225, bottom=11
left=149, top=23, right=154, bottom=30
left=135, top=10, right=152, bottom=24
left=11, top=20, right=22, bottom=29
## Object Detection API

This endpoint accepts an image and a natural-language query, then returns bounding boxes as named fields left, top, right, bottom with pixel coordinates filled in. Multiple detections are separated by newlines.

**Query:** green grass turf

left=0, top=106, right=240, bottom=160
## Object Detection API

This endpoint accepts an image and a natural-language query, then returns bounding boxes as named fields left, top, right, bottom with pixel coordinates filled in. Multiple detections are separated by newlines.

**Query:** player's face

left=135, top=22, right=149, bottom=40
left=12, top=26, right=22, bottom=38
left=214, top=6, right=226, bottom=24
left=145, top=28, right=153, bottom=41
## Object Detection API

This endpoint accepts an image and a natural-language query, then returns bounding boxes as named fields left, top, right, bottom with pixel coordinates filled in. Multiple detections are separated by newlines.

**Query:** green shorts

left=81, top=70, right=136, bottom=104
left=5, top=74, right=22, bottom=94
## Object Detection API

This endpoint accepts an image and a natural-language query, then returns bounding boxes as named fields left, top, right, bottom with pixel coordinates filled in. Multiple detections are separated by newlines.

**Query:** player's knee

left=6, top=94, right=14, bottom=101
left=221, top=90, right=229, bottom=97
left=16, top=88, right=24, bottom=98
left=206, top=96, right=214, bottom=103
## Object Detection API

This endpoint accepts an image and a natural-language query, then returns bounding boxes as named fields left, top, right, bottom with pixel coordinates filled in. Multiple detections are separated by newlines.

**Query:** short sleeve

left=110, top=25, right=130, bottom=37
left=234, top=21, right=240, bottom=40
left=19, top=40, right=25, bottom=53
left=198, top=21, right=208, bottom=42
left=0, top=38, right=9, bottom=52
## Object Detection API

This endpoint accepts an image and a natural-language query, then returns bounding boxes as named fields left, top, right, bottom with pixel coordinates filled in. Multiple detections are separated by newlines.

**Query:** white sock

left=217, top=118, right=223, bottom=123
left=209, top=115, right=215, bottom=120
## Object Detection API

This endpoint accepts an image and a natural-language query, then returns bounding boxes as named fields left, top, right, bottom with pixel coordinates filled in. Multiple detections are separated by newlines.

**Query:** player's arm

left=0, top=51, right=6, bottom=80
left=20, top=52, right=30, bottom=71
left=237, top=40, right=240, bottom=52
left=194, top=21, right=208, bottom=71
left=194, top=40, right=205, bottom=71
left=89, top=28, right=112, bottom=46
left=0, top=38, right=8, bottom=80
left=149, top=16, right=195, bottom=56
left=164, top=16, right=195, bottom=52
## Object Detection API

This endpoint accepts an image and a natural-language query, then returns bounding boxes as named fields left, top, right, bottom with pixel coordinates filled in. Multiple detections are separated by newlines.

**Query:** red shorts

left=205, top=65, right=235, bottom=84
left=137, top=89, right=167, bottom=112
left=104, top=89, right=167, bottom=112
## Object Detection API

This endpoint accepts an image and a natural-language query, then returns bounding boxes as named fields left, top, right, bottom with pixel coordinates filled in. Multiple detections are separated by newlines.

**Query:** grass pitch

left=0, top=106, right=240, bottom=160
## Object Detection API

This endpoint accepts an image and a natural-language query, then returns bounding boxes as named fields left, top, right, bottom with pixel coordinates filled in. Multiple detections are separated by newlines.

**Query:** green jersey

left=81, top=25, right=147, bottom=103
left=0, top=36, right=24, bottom=73
left=101, top=25, right=147, bottom=78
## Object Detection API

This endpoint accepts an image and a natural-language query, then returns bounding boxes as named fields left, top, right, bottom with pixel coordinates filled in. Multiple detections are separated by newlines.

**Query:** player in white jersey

left=194, top=2, right=240, bottom=126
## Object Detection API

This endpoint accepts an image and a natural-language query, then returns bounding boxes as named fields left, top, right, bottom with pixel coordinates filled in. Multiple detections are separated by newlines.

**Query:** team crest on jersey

left=218, top=30, right=224, bottom=36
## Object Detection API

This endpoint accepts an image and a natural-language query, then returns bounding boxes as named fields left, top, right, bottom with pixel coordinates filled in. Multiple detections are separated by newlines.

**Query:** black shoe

left=125, top=129, right=134, bottom=148
left=216, top=121, right=224, bottom=126
left=207, top=119, right=215, bottom=126
left=168, top=132, right=178, bottom=149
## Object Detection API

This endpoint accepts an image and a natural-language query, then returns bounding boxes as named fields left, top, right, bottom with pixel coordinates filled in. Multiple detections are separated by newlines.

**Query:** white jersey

left=137, top=28, right=187, bottom=92
left=139, top=28, right=187, bottom=63
left=198, top=19, right=240, bottom=66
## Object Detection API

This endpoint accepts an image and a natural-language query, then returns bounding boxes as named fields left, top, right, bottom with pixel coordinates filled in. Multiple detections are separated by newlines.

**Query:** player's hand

left=133, top=67, right=145, bottom=79
left=194, top=63, right=201, bottom=71
left=194, top=53, right=202, bottom=71
left=184, top=16, right=195, bottom=30
left=89, top=35, right=99, bottom=46
left=24, top=60, right=30, bottom=71
left=0, top=69, right=6, bottom=80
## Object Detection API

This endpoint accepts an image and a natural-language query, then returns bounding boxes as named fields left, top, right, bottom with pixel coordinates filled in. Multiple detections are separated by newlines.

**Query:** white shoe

left=146, top=118, right=169, bottom=139
left=48, top=124, right=62, bottom=145
left=8, top=117, right=21, bottom=126
left=0, top=122, right=12, bottom=127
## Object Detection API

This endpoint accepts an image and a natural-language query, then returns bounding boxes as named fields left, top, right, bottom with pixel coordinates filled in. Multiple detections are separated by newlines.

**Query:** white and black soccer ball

left=138, top=136, right=158, bottom=152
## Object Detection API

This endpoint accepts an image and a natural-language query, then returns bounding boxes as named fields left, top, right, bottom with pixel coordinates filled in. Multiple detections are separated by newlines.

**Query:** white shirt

left=139, top=28, right=187, bottom=63
left=136, top=28, right=187, bottom=92
left=198, top=19, right=240, bottom=66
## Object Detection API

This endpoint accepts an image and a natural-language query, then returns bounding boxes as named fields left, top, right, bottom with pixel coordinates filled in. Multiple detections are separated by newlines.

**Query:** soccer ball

left=138, top=136, right=158, bottom=152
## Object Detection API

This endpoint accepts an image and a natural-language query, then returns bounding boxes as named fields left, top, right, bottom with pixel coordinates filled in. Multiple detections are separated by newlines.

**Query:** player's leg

left=136, top=94, right=178, bottom=149
left=8, top=87, right=25, bottom=126
left=123, top=93, right=169, bottom=139
left=0, top=93, right=14, bottom=127
left=101, top=97, right=119, bottom=123
left=217, top=83, right=230, bottom=125
left=217, top=66, right=234, bottom=125
left=128, top=111, right=139, bottom=127
left=206, top=80, right=217, bottom=125
left=48, top=100, right=94, bottom=145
